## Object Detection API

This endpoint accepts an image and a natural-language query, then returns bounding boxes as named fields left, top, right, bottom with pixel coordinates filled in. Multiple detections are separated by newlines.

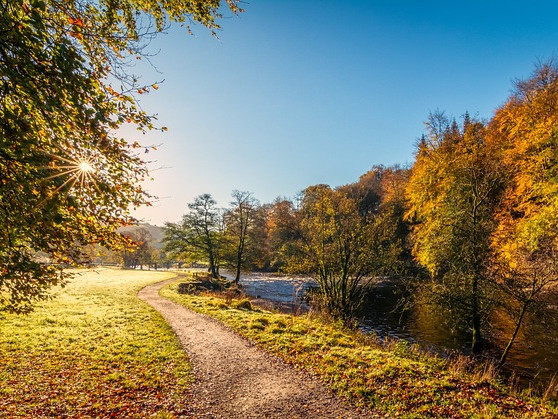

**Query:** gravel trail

left=138, top=277, right=375, bottom=418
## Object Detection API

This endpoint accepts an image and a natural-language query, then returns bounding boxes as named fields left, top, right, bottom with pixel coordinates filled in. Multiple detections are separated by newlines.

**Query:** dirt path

left=139, top=277, right=375, bottom=418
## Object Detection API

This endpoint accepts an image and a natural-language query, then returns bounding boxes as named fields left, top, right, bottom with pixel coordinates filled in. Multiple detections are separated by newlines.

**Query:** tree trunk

left=500, top=300, right=529, bottom=365
left=471, top=275, right=482, bottom=353
left=208, top=252, right=218, bottom=279
left=234, top=264, right=241, bottom=285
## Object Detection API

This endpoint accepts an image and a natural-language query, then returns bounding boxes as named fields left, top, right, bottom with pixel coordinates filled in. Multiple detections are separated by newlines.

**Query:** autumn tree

left=489, top=61, right=558, bottom=265
left=266, top=198, right=301, bottom=271
left=121, top=227, right=153, bottom=270
left=288, top=185, right=377, bottom=322
left=487, top=61, right=558, bottom=363
left=244, top=204, right=271, bottom=271
left=341, top=165, right=416, bottom=277
left=339, top=165, right=383, bottom=217
left=406, top=113, right=504, bottom=352
left=0, top=0, right=240, bottom=312
left=163, top=194, right=223, bottom=278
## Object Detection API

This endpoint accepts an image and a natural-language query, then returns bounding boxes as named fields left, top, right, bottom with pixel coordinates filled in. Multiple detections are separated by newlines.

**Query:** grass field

left=0, top=268, right=191, bottom=418
left=161, top=273, right=558, bottom=418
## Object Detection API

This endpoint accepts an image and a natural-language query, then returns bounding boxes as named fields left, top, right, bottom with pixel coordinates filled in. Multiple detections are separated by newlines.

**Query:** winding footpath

left=138, top=277, right=374, bottom=418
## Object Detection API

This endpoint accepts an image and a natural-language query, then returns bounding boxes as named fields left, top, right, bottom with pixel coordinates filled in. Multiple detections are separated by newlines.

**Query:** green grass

left=161, top=273, right=558, bottom=418
left=0, top=268, right=191, bottom=418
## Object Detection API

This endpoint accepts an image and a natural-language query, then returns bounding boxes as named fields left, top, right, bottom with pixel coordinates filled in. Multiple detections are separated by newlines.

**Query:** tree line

left=164, top=62, right=558, bottom=364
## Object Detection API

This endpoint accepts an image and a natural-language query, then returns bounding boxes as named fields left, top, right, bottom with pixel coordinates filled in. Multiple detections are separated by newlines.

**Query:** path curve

left=139, top=277, right=374, bottom=418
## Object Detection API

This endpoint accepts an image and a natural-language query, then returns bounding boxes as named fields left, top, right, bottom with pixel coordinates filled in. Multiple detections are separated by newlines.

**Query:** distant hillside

left=119, top=223, right=165, bottom=248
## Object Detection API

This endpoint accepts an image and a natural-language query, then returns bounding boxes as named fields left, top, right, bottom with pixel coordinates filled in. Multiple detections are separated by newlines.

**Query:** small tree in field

left=121, top=227, right=153, bottom=270
left=223, top=190, right=260, bottom=284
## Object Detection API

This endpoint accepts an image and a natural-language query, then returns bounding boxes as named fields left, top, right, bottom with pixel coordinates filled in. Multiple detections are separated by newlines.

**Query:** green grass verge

left=0, top=268, right=191, bottom=418
left=161, top=274, right=557, bottom=418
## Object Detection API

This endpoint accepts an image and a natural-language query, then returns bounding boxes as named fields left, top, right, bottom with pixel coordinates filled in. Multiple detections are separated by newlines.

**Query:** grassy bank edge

left=160, top=273, right=557, bottom=418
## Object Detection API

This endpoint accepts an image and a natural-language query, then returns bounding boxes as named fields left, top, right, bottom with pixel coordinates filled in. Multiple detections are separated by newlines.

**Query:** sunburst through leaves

left=39, top=149, right=102, bottom=199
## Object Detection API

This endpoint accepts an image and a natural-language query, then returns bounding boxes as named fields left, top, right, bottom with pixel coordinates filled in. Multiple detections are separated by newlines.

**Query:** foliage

left=489, top=61, right=558, bottom=255
left=266, top=198, right=302, bottom=271
left=163, top=194, right=223, bottom=278
left=222, top=190, right=261, bottom=283
left=0, top=0, right=240, bottom=312
left=161, top=274, right=557, bottom=418
left=0, top=268, right=192, bottom=417
left=491, top=241, right=558, bottom=364
left=286, top=184, right=377, bottom=322
left=406, top=114, right=504, bottom=352
left=486, top=61, right=558, bottom=363
left=121, top=226, right=154, bottom=269
left=343, top=165, right=417, bottom=277
left=401, top=62, right=558, bottom=364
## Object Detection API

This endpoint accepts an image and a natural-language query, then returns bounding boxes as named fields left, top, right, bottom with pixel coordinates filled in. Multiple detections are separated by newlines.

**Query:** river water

left=237, top=272, right=558, bottom=392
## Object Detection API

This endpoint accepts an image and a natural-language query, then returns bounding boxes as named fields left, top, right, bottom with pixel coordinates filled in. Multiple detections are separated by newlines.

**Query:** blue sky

left=129, top=1, right=558, bottom=224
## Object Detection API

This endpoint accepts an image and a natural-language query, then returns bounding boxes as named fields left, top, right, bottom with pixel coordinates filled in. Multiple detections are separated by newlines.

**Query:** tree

left=244, top=204, right=271, bottom=271
left=406, top=114, right=504, bottom=352
left=491, top=241, right=558, bottom=365
left=163, top=194, right=223, bottom=278
left=0, top=1, right=240, bottom=312
left=266, top=198, right=301, bottom=271
left=223, top=191, right=260, bottom=284
left=487, top=61, right=558, bottom=363
left=341, top=165, right=417, bottom=277
left=489, top=60, right=558, bottom=264
left=288, top=185, right=376, bottom=323
left=121, top=227, right=153, bottom=270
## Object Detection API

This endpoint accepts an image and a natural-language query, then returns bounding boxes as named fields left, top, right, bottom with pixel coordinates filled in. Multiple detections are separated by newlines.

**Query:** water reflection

left=233, top=272, right=558, bottom=390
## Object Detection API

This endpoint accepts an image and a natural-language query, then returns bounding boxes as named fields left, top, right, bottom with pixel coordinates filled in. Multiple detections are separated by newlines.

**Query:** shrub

left=234, top=299, right=252, bottom=310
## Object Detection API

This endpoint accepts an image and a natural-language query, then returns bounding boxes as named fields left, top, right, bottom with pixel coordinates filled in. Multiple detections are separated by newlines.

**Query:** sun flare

left=78, top=160, right=94, bottom=173
left=38, top=149, right=102, bottom=201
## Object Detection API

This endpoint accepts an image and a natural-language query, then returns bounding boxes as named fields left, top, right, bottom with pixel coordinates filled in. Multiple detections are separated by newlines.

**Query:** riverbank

left=161, top=273, right=558, bottom=418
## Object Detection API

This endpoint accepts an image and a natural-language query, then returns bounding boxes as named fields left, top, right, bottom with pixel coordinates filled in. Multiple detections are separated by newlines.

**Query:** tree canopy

left=406, top=114, right=504, bottom=352
left=0, top=0, right=240, bottom=312
left=163, top=194, right=223, bottom=278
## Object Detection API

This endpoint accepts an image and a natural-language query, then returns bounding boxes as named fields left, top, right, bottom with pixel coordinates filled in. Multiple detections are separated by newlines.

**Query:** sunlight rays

left=37, top=148, right=102, bottom=202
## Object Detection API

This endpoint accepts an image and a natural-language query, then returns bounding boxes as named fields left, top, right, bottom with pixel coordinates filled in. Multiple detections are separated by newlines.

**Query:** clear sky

left=128, top=0, right=558, bottom=225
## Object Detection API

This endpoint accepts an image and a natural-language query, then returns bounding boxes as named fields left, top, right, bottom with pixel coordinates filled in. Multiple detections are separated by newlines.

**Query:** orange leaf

left=68, top=17, right=84, bottom=27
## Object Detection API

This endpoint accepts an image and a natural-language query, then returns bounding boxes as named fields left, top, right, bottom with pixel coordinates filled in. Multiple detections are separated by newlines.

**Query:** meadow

left=0, top=268, right=191, bottom=417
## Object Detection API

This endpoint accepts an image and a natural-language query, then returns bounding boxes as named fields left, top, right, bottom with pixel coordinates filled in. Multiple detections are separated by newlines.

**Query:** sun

left=78, top=160, right=95, bottom=173
left=38, top=149, right=102, bottom=201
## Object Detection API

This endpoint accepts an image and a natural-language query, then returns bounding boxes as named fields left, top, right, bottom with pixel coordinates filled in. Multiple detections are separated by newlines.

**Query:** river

left=237, top=272, right=558, bottom=393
